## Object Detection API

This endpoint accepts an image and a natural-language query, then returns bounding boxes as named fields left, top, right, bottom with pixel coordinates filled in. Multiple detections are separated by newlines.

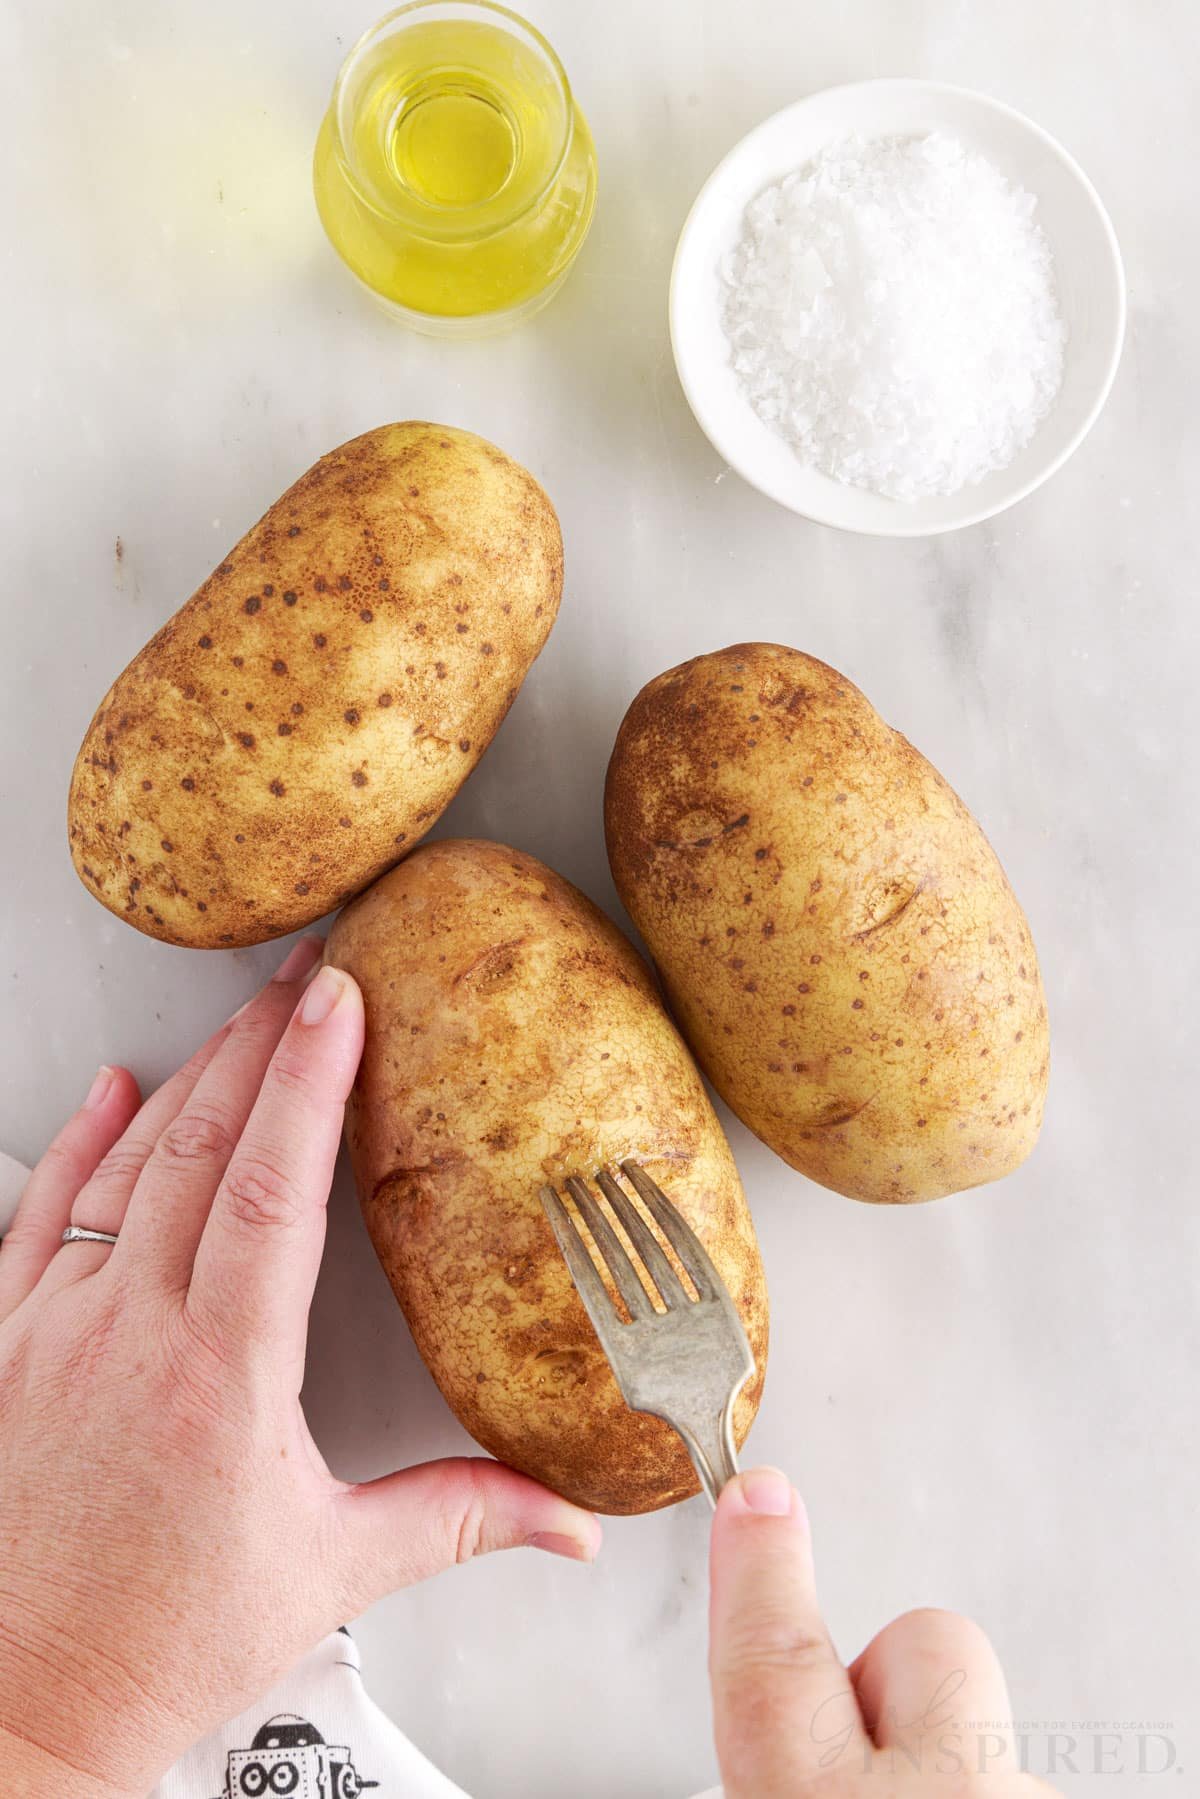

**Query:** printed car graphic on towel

left=216, top=1713, right=378, bottom=1798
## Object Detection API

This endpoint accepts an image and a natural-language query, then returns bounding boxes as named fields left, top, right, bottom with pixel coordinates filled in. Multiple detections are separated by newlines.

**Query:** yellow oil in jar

left=314, top=5, right=597, bottom=329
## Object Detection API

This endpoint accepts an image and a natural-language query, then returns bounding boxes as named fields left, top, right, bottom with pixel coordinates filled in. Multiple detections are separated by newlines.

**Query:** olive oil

left=314, top=3, right=597, bottom=330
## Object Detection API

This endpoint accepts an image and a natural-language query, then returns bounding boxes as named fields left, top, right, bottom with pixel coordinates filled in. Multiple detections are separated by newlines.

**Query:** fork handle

left=675, top=1398, right=741, bottom=1509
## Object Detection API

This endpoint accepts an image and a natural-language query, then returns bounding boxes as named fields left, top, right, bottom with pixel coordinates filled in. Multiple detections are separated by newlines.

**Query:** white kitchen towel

left=153, top=1628, right=472, bottom=1799
left=1, top=1150, right=722, bottom=1799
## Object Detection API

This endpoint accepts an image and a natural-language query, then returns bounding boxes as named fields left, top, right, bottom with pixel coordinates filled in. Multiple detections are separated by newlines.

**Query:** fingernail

left=733, top=1467, right=797, bottom=1518
left=527, top=1530, right=598, bottom=1564
left=272, top=935, right=325, bottom=983
left=83, top=1066, right=115, bottom=1110
left=298, top=964, right=346, bottom=1027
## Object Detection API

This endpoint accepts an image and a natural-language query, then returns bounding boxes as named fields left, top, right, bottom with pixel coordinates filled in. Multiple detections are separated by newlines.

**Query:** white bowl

left=669, top=80, right=1126, bottom=536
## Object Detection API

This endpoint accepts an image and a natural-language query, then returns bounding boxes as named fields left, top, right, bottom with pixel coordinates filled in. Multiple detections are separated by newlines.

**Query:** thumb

left=335, top=1456, right=601, bottom=1606
left=709, top=1468, right=871, bottom=1797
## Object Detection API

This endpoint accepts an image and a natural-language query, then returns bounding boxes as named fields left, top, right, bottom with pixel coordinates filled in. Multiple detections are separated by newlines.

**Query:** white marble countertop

left=1, top=2, right=1196, bottom=1793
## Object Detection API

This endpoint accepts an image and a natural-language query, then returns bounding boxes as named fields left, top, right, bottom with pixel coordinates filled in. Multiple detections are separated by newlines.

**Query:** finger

left=45, top=936, right=323, bottom=1292
left=709, top=1469, right=872, bottom=1798
left=186, top=963, right=364, bottom=1375
left=0, top=1066, right=141, bottom=1320
left=334, top=1457, right=602, bottom=1611
left=42, top=1016, right=248, bottom=1290
left=851, top=1608, right=1017, bottom=1775
left=113, top=936, right=325, bottom=1288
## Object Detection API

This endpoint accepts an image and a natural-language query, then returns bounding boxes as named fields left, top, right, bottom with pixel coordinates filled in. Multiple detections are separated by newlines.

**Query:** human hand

left=709, top=1468, right=1058, bottom=1797
left=0, top=938, right=600, bottom=1799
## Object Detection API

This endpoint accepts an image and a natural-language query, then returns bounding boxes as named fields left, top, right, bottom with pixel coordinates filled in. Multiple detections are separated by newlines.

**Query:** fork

left=538, top=1160, right=756, bottom=1507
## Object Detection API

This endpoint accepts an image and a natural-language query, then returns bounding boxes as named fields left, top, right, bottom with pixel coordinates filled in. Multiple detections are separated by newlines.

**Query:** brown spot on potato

left=377, top=692, right=393, bottom=707
left=243, top=596, right=261, bottom=614
left=352, top=770, right=368, bottom=787
left=344, top=709, right=359, bottom=725
left=360, top=608, right=374, bottom=623
left=272, top=659, right=287, bottom=674
left=198, top=634, right=212, bottom=649
left=68, top=423, right=565, bottom=954
left=283, top=590, right=297, bottom=606
left=269, top=779, right=285, bottom=798
left=181, top=777, right=195, bottom=791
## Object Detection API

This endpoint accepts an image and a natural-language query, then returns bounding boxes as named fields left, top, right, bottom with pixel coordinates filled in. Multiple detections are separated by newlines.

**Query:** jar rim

left=326, top=0, right=575, bottom=244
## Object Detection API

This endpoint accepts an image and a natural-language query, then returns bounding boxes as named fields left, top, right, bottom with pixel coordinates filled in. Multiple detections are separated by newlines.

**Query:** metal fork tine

left=619, top=1160, right=720, bottom=1300
left=564, top=1177, right=655, bottom=1321
left=594, top=1168, right=689, bottom=1309
left=542, top=1164, right=756, bottom=1509
left=538, top=1185, right=623, bottom=1341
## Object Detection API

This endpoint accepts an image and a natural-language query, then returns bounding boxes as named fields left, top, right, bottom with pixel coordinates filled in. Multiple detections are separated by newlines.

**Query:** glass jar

left=313, top=0, right=598, bottom=335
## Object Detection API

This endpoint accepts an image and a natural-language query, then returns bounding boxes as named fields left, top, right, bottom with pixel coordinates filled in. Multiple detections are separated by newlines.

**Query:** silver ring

left=61, top=1225, right=119, bottom=1247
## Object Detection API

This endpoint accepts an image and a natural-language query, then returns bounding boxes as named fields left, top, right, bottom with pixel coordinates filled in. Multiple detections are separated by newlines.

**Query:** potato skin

left=605, top=644, right=1049, bottom=1205
left=325, top=839, right=768, bottom=1514
left=68, top=424, right=562, bottom=948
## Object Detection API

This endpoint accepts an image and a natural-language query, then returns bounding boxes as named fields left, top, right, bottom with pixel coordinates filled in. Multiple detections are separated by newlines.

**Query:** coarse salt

left=720, top=133, right=1067, bottom=501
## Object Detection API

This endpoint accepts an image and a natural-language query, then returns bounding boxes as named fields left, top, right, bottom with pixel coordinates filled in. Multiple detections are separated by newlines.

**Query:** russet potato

left=605, top=643, right=1049, bottom=1204
left=325, top=838, right=769, bottom=1514
left=68, top=423, right=562, bottom=948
